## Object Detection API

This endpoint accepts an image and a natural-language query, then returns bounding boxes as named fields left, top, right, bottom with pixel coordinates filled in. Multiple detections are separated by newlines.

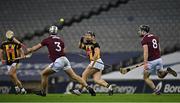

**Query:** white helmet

left=49, top=26, right=58, bottom=34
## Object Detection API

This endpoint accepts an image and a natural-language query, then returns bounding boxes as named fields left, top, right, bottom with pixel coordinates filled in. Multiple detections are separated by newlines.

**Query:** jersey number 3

left=54, top=42, right=61, bottom=52
left=152, top=39, right=158, bottom=49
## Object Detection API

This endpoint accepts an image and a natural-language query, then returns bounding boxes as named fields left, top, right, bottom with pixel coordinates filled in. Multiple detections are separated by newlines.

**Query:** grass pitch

left=0, top=94, right=180, bottom=102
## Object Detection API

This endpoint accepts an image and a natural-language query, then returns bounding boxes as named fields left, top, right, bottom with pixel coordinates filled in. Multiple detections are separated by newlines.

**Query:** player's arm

left=13, top=37, right=26, bottom=48
left=0, top=49, right=3, bottom=60
left=92, top=47, right=100, bottom=61
left=91, top=47, right=100, bottom=66
left=143, top=45, right=148, bottom=70
left=79, top=37, right=85, bottom=49
left=27, top=43, right=42, bottom=54
left=19, top=48, right=25, bottom=58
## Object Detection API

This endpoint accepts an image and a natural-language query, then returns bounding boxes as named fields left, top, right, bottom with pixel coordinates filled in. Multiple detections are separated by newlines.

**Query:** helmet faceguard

left=84, top=31, right=95, bottom=43
left=49, top=26, right=58, bottom=35
left=138, top=25, right=150, bottom=37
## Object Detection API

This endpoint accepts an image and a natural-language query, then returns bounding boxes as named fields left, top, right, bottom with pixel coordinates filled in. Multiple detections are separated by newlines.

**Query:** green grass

left=0, top=94, right=180, bottom=102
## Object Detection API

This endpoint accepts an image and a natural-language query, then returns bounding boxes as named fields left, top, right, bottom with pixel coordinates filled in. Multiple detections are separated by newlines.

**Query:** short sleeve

left=94, top=43, right=100, bottom=48
left=41, top=38, right=48, bottom=46
left=141, top=38, right=148, bottom=46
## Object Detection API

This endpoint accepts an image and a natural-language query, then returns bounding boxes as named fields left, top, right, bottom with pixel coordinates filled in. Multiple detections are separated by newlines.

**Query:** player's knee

left=82, top=73, right=87, bottom=79
left=157, top=71, right=165, bottom=78
left=143, top=71, right=150, bottom=79
left=41, top=72, right=48, bottom=78
left=157, top=73, right=165, bottom=78
left=143, top=75, right=149, bottom=80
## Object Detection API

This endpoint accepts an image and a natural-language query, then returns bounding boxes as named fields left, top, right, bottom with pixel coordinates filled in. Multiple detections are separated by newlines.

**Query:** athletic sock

left=41, top=89, right=46, bottom=94
left=107, top=84, right=112, bottom=90
left=153, top=87, right=158, bottom=92
left=15, top=86, right=20, bottom=93
left=106, top=84, right=110, bottom=88
left=21, top=88, right=26, bottom=92
left=78, top=88, right=83, bottom=93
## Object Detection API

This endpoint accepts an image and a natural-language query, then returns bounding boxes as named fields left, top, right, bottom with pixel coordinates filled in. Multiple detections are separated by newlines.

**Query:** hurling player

left=0, top=30, right=26, bottom=94
left=139, top=25, right=177, bottom=94
left=27, top=26, right=96, bottom=96
left=71, top=31, right=113, bottom=96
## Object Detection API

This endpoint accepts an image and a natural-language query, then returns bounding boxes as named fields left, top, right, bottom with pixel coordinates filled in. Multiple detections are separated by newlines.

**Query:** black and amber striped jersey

left=0, top=41, right=21, bottom=65
left=79, top=41, right=101, bottom=61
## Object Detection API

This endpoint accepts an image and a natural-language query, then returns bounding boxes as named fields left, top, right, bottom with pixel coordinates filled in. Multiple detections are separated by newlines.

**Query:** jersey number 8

left=152, top=39, right=158, bottom=49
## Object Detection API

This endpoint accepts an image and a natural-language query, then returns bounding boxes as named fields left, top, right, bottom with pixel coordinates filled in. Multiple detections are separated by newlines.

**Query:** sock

left=85, top=85, right=89, bottom=89
left=41, top=89, right=46, bottom=94
left=153, top=87, right=158, bottom=92
left=78, top=88, right=83, bottom=93
left=107, top=84, right=112, bottom=90
left=106, top=84, right=110, bottom=88
left=21, top=88, right=25, bottom=92
left=15, top=86, right=20, bottom=93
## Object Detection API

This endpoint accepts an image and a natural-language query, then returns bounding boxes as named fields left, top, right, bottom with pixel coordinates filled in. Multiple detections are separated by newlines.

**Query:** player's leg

left=8, top=64, right=26, bottom=94
left=157, top=70, right=168, bottom=78
left=64, top=63, right=96, bottom=96
left=144, top=60, right=162, bottom=95
left=80, top=66, right=96, bottom=89
left=157, top=59, right=177, bottom=78
left=65, top=68, right=90, bottom=87
left=143, top=70, right=156, bottom=90
left=157, top=68, right=177, bottom=78
left=36, top=66, right=55, bottom=96
left=143, top=69, right=161, bottom=95
left=166, top=67, right=177, bottom=77
left=92, top=69, right=113, bottom=95
left=69, top=66, right=96, bottom=96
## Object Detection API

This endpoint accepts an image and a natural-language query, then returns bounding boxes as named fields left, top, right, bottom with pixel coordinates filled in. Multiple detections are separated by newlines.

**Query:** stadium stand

left=0, top=0, right=179, bottom=53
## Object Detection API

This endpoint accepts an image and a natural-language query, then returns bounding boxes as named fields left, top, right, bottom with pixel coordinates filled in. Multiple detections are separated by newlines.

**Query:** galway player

left=27, top=26, right=96, bottom=96
left=71, top=31, right=113, bottom=96
left=138, top=25, right=177, bottom=94
left=0, top=30, right=26, bottom=94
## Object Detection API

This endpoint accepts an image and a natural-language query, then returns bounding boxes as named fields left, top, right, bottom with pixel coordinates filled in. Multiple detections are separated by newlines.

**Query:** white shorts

left=48, top=56, right=71, bottom=72
left=7, top=63, right=17, bottom=72
left=88, top=58, right=104, bottom=70
left=146, top=58, right=166, bottom=73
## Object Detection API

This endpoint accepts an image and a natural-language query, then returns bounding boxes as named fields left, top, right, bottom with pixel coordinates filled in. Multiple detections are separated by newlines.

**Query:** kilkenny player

left=0, top=30, right=26, bottom=94
left=71, top=31, right=113, bottom=96
left=138, top=25, right=177, bottom=94
left=27, top=26, right=96, bottom=96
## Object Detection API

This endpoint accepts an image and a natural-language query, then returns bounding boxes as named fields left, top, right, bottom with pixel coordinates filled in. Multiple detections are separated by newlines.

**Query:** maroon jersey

left=141, top=33, right=161, bottom=61
left=41, top=35, right=65, bottom=62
